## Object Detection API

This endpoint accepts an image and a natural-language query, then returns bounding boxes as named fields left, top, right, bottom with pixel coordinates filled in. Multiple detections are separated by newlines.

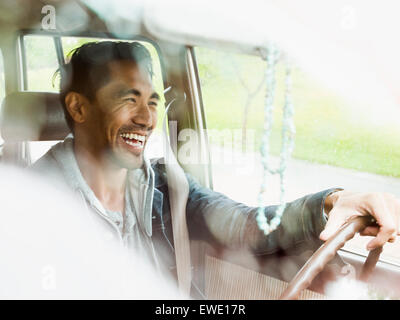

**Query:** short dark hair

left=58, top=41, right=154, bottom=131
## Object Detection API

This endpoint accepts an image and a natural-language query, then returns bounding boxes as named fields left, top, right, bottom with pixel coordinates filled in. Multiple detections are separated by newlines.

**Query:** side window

left=195, top=46, right=400, bottom=265
left=195, top=47, right=268, bottom=206
left=23, top=36, right=165, bottom=162
left=23, top=35, right=60, bottom=162
left=24, top=35, right=59, bottom=92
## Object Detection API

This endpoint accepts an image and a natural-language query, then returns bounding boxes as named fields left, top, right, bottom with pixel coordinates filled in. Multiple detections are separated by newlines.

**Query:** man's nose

left=133, top=102, right=153, bottom=129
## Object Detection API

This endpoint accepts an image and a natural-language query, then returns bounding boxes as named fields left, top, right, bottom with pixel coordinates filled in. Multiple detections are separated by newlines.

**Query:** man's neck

left=73, top=142, right=127, bottom=213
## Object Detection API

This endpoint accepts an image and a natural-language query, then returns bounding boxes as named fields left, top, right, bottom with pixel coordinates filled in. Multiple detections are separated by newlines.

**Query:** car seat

left=0, top=91, right=70, bottom=166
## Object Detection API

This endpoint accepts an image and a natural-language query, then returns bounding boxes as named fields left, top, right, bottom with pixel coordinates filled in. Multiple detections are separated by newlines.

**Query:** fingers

left=319, top=207, right=354, bottom=241
left=364, top=193, right=397, bottom=250
left=360, top=226, right=397, bottom=239
left=367, top=229, right=396, bottom=250
left=320, top=191, right=400, bottom=250
left=360, top=226, right=396, bottom=244
left=360, top=226, right=379, bottom=237
left=392, top=196, right=400, bottom=236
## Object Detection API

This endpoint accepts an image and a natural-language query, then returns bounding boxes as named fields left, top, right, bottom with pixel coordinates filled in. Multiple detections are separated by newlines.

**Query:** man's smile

left=118, top=131, right=147, bottom=154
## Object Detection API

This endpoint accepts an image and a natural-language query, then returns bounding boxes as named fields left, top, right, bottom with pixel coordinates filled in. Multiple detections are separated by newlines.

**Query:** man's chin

left=108, top=149, right=145, bottom=170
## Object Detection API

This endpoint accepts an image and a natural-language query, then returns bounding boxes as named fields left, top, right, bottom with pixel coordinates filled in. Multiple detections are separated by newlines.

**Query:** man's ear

left=64, top=92, right=89, bottom=124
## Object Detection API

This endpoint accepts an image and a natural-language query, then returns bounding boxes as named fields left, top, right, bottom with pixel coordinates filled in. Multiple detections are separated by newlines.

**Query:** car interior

left=0, top=0, right=400, bottom=299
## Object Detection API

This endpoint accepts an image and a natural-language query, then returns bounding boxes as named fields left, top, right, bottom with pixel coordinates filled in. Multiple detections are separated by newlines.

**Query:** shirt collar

left=50, top=137, right=155, bottom=237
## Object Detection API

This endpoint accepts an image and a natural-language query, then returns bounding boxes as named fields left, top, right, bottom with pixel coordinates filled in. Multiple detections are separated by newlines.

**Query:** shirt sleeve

left=185, top=173, right=343, bottom=254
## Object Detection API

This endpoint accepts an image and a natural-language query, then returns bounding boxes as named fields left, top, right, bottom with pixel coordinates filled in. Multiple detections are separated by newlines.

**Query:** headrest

left=0, top=92, right=71, bottom=141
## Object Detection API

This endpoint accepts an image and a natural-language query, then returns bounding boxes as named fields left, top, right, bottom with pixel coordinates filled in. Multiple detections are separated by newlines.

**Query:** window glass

left=23, top=35, right=165, bottom=162
left=24, top=35, right=59, bottom=92
left=23, top=35, right=61, bottom=161
left=195, top=46, right=400, bottom=265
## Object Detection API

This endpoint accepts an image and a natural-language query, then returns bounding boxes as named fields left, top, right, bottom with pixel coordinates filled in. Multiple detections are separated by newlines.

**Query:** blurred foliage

left=24, top=36, right=59, bottom=92
left=24, top=36, right=58, bottom=70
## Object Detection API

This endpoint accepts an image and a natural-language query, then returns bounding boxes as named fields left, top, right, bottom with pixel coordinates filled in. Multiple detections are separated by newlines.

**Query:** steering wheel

left=280, top=215, right=383, bottom=300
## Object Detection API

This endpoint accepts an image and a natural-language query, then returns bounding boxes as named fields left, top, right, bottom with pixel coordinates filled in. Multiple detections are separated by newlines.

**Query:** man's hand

left=320, top=191, right=400, bottom=250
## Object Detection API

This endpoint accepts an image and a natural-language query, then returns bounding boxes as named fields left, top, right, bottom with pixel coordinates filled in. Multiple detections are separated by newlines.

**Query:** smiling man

left=32, top=41, right=400, bottom=298
left=32, top=42, right=162, bottom=265
left=63, top=57, right=159, bottom=212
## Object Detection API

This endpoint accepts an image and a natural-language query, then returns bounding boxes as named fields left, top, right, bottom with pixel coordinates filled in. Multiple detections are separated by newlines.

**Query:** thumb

left=319, top=208, right=353, bottom=241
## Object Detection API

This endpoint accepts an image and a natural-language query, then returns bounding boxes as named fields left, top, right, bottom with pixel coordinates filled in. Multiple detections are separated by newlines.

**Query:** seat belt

left=163, top=96, right=192, bottom=296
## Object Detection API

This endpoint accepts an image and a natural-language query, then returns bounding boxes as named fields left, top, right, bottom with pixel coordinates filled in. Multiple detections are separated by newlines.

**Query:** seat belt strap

left=163, top=99, right=192, bottom=296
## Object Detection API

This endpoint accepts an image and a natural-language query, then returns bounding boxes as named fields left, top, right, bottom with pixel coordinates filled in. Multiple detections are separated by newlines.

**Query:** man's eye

left=125, top=98, right=136, bottom=103
left=149, top=101, right=158, bottom=107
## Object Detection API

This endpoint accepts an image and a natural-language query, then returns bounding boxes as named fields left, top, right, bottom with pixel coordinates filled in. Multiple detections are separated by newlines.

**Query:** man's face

left=83, top=60, right=159, bottom=169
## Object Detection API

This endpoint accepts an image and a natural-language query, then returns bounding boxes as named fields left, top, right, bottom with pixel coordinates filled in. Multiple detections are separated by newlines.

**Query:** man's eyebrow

left=115, top=88, right=160, bottom=100
left=150, top=92, right=160, bottom=100
left=115, top=88, right=141, bottom=98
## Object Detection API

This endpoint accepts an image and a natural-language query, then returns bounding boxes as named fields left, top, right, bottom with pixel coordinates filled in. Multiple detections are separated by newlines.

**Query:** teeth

left=124, top=139, right=143, bottom=148
left=120, top=132, right=145, bottom=142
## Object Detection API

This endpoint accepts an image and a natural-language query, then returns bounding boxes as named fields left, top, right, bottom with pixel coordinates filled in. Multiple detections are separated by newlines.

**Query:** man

left=32, top=41, right=400, bottom=298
